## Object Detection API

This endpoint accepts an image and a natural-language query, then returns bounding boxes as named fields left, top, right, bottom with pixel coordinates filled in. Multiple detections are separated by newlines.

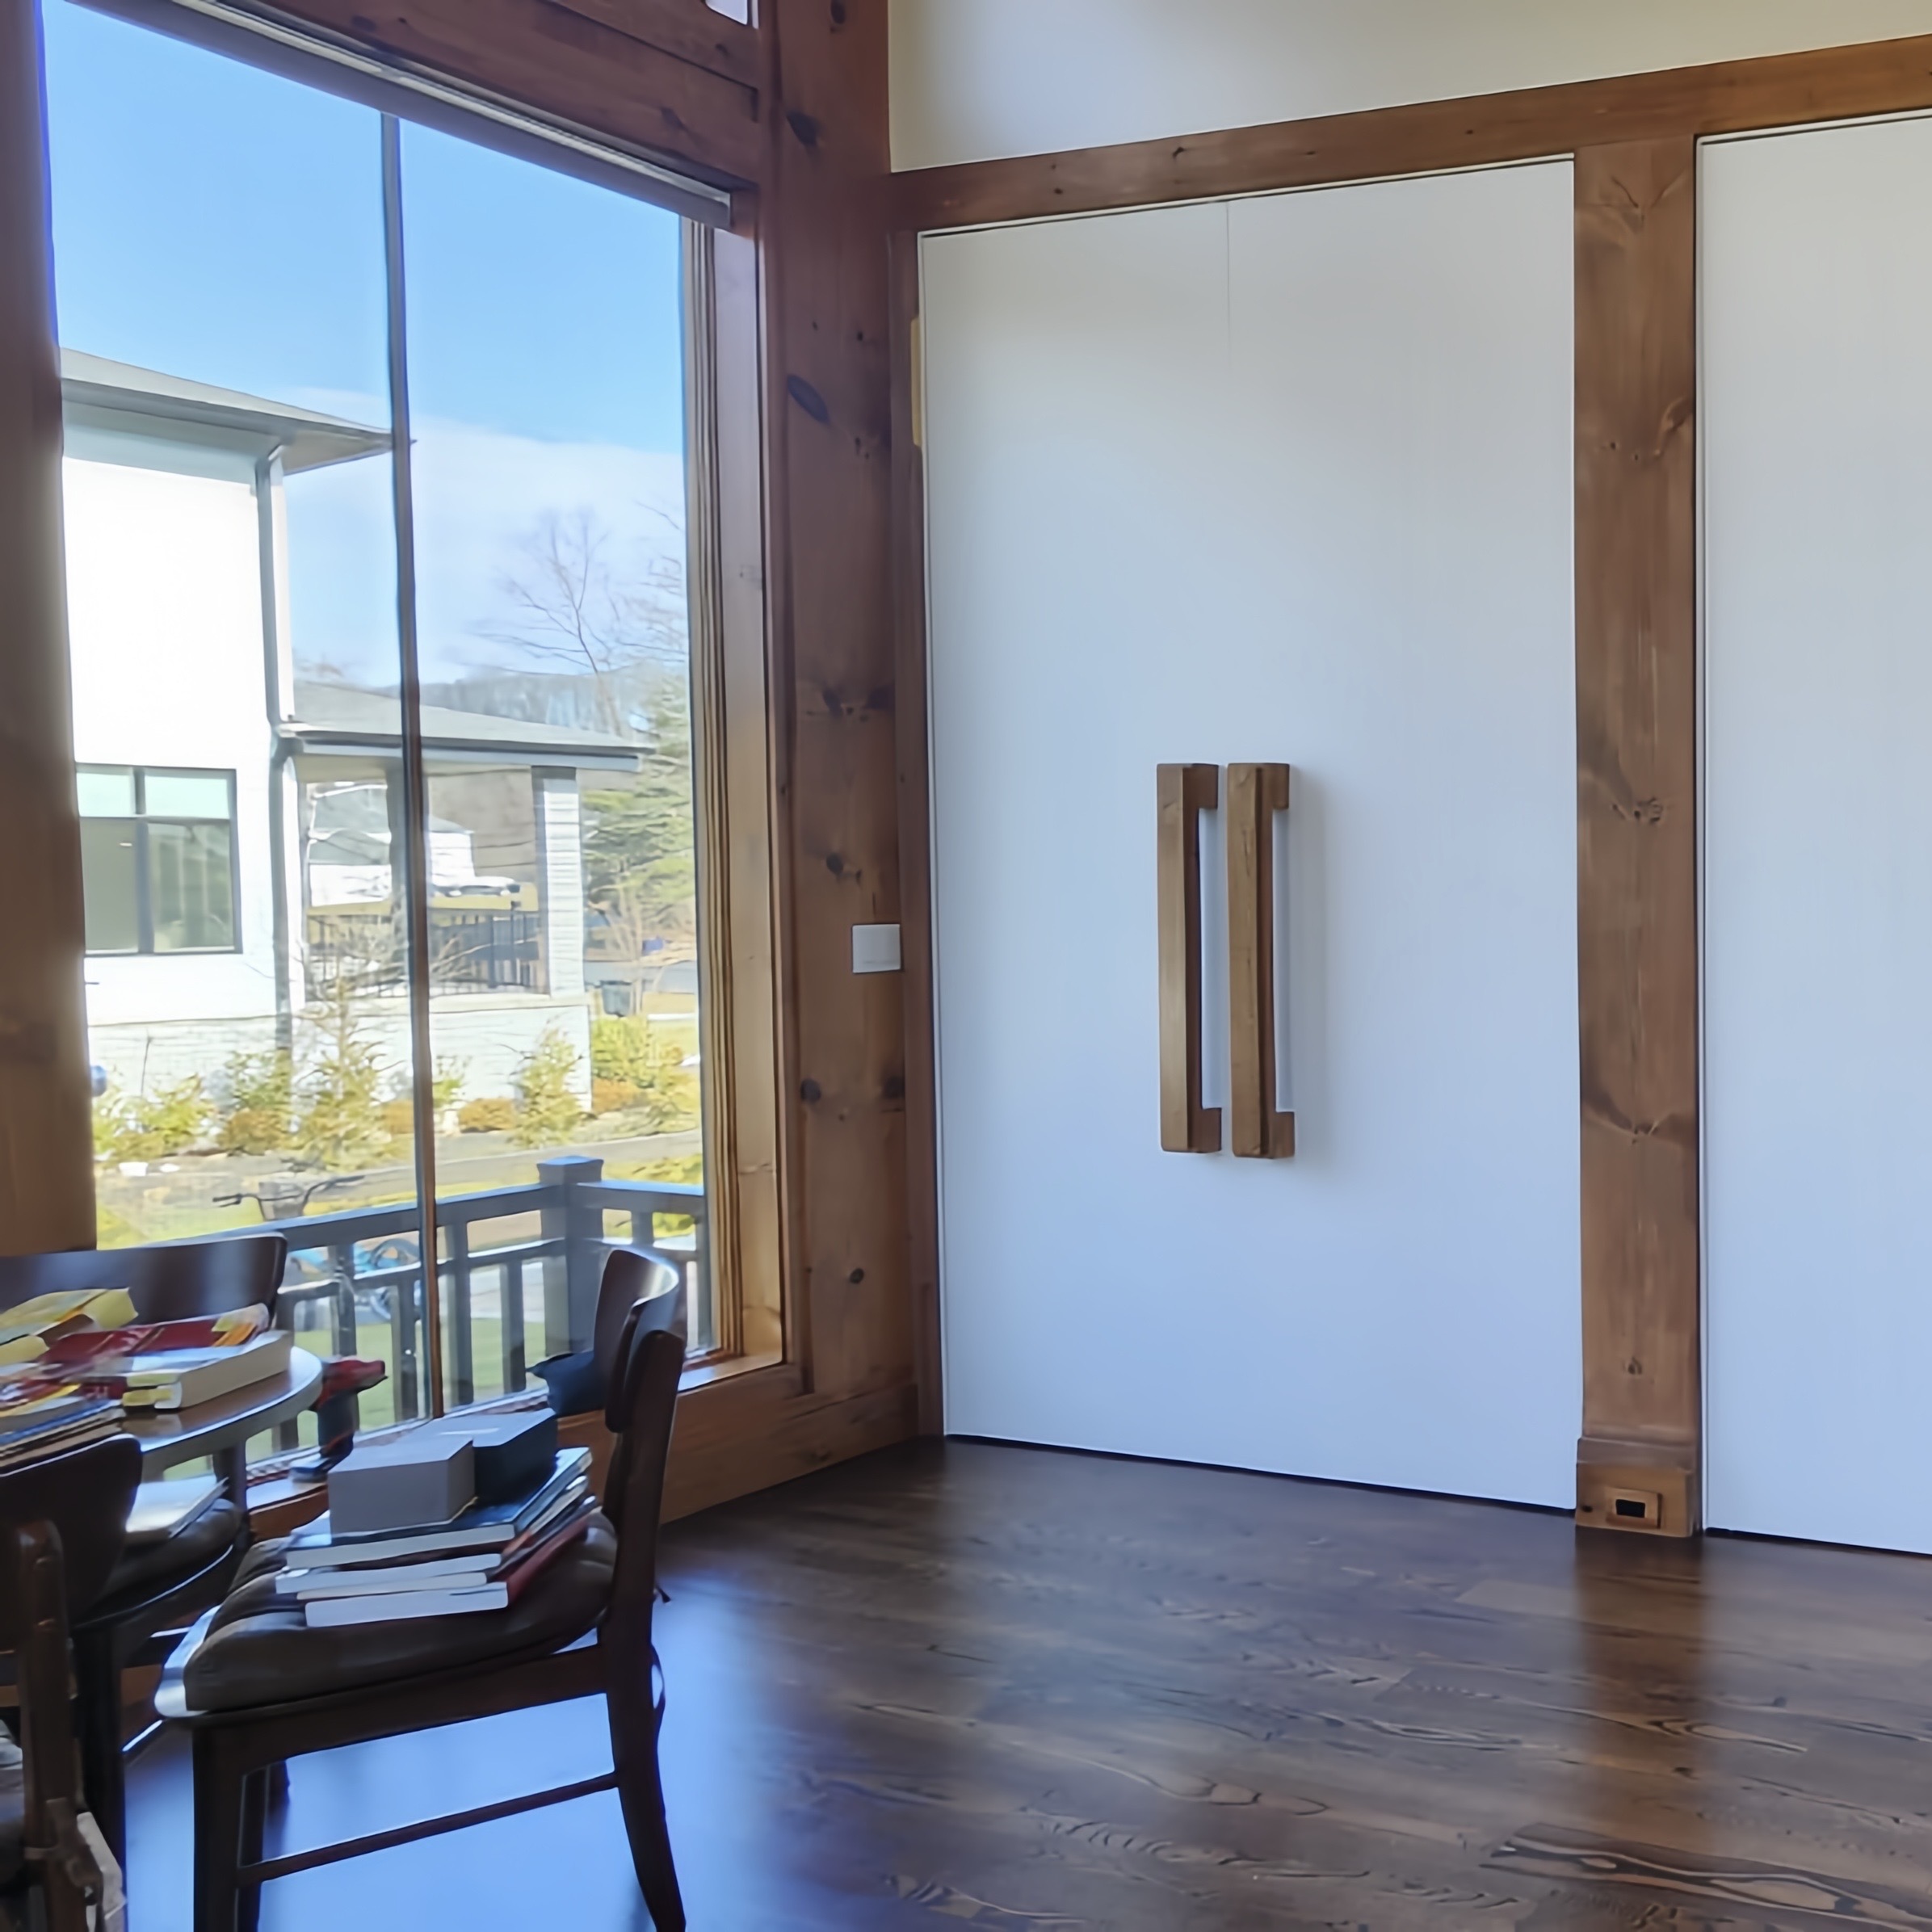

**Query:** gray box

left=328, top=1436, right=475, bottom=1536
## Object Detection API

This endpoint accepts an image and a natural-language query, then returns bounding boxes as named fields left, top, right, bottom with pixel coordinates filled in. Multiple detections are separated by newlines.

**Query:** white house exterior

left=61, top=353, right=634, bottom=1113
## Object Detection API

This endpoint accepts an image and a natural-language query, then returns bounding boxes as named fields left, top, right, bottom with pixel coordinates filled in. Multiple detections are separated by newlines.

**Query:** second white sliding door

left=922, top=163, right=1581, bottom=1505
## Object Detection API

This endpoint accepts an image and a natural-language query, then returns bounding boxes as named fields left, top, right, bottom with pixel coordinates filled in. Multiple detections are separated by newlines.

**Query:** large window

left=78, top=765, right=239, bottom=956
left=43, top=0, right=779, bottom=1432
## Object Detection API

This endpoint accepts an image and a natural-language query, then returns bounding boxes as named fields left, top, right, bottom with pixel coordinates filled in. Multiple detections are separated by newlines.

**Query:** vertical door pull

left=1157, top=763, right=1221, bottom=1153
left=1227, top=762, right=1296, bottom=1159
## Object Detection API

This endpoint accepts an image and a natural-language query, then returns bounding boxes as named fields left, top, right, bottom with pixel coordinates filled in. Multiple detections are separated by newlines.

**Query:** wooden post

left=0, top=0, right=95, bottom=1257
left=1573, top=140, right=1701, bottom=1536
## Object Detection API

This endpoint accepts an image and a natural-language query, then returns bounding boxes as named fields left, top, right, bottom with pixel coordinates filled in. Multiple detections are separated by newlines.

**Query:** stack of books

left=34, top=1308, right=290, bottom=1411
left=0, top=1381, right=124, bottom=1472
left=275, top=1447, right=595, bottom=1628
left=0, top=1286, right=137, bottom=1365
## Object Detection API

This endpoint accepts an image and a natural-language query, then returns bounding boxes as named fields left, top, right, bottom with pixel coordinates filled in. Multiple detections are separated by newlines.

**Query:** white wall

left=892, top=0, right=1932, bottom=170
left=61, top=443, right=281, bottom=1038
left=924, top=163, right=1579, bottom=1504
left=1703, top=116, right=1932, bottom=1553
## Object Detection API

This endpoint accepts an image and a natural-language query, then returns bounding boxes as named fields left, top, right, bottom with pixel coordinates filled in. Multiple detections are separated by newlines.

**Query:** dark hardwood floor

left=125, top=1439, right=1932, bottom=1929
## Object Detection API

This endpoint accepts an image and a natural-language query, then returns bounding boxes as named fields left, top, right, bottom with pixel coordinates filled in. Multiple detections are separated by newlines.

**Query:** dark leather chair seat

left=90, top=1499, right=244, bottom=1621
left=0, top=1731, right=22, bottom=1890
left=182, top=1516, right=619, bottom=1712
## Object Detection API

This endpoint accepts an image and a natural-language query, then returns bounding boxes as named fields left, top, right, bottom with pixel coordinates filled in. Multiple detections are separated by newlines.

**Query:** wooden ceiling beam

left=893, top=32, right=1932, bottom=230
left=542, top=0, right=761, bottom=94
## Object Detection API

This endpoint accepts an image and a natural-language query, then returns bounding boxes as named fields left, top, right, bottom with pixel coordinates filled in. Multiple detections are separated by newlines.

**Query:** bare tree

left=472, top=506, right=688, bottom=737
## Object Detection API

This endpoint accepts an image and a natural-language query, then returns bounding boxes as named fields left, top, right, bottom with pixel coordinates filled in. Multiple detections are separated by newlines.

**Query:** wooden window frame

left=682, top=217, right=788, bottom=1382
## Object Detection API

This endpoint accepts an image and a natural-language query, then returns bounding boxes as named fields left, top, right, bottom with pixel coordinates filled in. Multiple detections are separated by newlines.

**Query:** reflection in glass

left=401, top=124, right=712, bottom=1376
left=44, top=2, right=423, bottom=1433
left=43, top=2, right=714, bottom=1431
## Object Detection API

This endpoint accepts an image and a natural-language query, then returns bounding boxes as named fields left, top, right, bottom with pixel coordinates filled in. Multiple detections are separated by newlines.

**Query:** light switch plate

left=852, top=923, right=902, bottom=974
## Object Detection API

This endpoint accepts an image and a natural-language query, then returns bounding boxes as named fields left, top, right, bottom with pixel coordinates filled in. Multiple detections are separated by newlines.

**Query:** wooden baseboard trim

left=1576, top=1438, right=1699, bottom=1538
left=665, top=1377, right=919, bottom=1520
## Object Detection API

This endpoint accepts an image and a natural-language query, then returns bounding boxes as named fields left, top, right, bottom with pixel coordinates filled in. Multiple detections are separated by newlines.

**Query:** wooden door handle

left=1157, top=764, right=1221, bottom=1153
left=1227, top=762, right=1295, bottom=1159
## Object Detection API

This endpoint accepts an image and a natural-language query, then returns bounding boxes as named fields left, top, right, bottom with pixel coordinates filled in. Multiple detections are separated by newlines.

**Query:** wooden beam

left=894, top=33, right=1932, bottom=232
left=766, top=0, right=911, bottom=1403
left=0, top=0, right=97, bottom=1258
left=225, top=0, right=766, bottom=188
left=543, top=0, right=761, bottom=92
left=888, top=229, right=943, bottom=1434
left=1573, top=140, right=1700, bottom=1537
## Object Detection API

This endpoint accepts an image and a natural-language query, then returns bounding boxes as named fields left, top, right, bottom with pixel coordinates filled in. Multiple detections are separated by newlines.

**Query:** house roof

left=285, top=680, right=644, bottom=773
left=60, top=351, right=390, bottom=474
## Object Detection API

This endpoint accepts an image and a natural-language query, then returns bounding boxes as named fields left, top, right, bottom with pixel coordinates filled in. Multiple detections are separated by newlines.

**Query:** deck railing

left=256, top=1154, right=705, bottom=1425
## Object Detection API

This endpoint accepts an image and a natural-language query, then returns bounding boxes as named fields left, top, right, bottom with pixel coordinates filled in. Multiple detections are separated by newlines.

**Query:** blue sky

left=42, top=0, right=689, bottom=687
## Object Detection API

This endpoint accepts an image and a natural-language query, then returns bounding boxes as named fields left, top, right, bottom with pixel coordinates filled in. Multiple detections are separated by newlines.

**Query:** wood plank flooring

left=124, top=1440, right=1932, bottom=1929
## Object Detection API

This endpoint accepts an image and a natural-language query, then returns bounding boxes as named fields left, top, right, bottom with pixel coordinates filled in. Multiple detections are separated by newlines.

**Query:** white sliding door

left=922, top=165, right=1580, bottom=1505
left=1704, top=120, right=1932, bottom=1552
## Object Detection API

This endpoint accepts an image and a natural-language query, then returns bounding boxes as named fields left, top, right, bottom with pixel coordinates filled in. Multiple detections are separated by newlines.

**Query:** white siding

left=62, top=447, right=279, bottom=1034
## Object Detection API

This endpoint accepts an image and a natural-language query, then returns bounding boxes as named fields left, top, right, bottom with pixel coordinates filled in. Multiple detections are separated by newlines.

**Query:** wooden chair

left=0, top=1233, right=288, bottom=1863
left=0, top=1435, right=144, bottom=1932
left=160, top=1312, right=688, bottom=1932
left=533, top=1245, right=683, bottom=1417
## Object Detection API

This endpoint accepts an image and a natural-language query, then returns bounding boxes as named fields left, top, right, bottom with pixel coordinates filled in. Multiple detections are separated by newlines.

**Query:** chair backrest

left=0, top=1233, right=289, bottom=1325
left=590, top=1248, right=685, bottom=1411
left=0, top=1434, right=141, bottom=1643
left=602, top=1323, right=686, bottom=1645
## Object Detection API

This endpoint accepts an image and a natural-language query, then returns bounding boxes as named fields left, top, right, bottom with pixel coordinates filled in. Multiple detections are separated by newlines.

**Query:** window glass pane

left=401, top=123, right=712, bottom=1380
left=77, top=766, right=134, bottom=816
left=143, top=770, right=232, bottom=818
left=44, top=6, right=427, bottom=1436
left=147, top=821, right=237, bottom=951
left=79, top=819, right=139, bottom=953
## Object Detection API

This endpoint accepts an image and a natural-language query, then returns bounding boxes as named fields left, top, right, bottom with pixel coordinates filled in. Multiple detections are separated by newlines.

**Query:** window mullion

left=380, top=111, right=445, bottom=1418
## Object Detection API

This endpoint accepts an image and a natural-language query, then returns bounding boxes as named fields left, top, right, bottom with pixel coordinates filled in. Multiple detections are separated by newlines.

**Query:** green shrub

left=590, top=1017, right=698, bottom=1135
left=591, top=1077, right=641, bottom=1115
left=512, top=1027, right=585, bottom=1148
left=293, top=1023, right=389, bottom=1172
left=457, top=1097, right=515, bottom=1135
left=94, top=1077, right=213, bottom=1162
left=590, top=1015, right=653, bottom=1086
left=218, top=1049, right=295, bottom=1154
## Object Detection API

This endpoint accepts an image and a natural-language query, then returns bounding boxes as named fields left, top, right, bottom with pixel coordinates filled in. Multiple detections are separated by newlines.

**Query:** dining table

left=120, top=1344, right=324, bottom=1504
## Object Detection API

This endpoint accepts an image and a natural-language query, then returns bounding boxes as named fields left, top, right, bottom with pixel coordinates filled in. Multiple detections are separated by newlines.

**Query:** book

left=275, top=1552, right=502, bottom=1598
left=277, top=1492, right=594, bottom=1602
left=0, top=1405, right=124, bottom=1472
left=282, top=1448, right=591, bottom=1569
left=275, top=1484, right=591, bottom=1598
left=0, top=1381, right=111, bottom=1432
left=124, top=1474, right=224, bottom=1546
left=40, top=1306, right=270, bottom=1374
left=0, top=1287, right=137, bottom=1364
left=0, top=1393, right=123, bottom=1450
left=301, top=1507, right=593, bottom=1628
left=110, top=1330, right=292, bottom=1411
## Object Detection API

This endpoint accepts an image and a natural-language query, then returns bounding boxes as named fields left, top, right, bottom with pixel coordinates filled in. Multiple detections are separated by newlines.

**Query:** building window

left=78, top=766, right=238, bottom=956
